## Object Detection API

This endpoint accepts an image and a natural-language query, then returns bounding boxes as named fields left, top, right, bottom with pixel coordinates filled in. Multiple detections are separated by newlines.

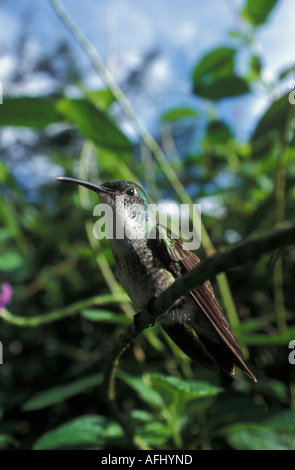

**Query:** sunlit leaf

left=118, top=372, right=163, bottom=409
left=243, top=0, right=279, bottom=26
left=149, top=373, right=223, bottom=404
left=56, top=98, right=132, bottom=151
left=161, top=107, right=198, bottom=123
left=33, top=415, right=116, bottom=450
left=85, top=88, right=115, bottom=110
left=0, top=252, right=25, bottom=272
left=137, top=421, right=171, bottom=446
left=193, top=47, right=236, bottom=85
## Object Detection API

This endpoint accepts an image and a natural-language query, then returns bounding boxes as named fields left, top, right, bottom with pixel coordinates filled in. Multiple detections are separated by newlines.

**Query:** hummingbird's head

left=55, top=177, right=149, bottom=208
left=56, top=176, right=154, bottom=241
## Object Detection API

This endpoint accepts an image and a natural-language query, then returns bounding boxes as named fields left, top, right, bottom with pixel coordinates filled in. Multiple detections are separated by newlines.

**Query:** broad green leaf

left=161, top=107, right=198, bottom=123
left=251, top=93, right=291, bottom=158
left=193, top=47, right=235, bottom=85
left=149, top=373, right=223, bottom=403
left=194, top=75, right=249, bottom=100
left=206, top=120, right=232, bottom=144
left=33, top=415, right=114, bottom=450
left=56, top=98, right=132, bottom=151
left=85, top=88, right=115, bottom=110
left=0, top=97, right=61, bottom=127
left=137, top=421, right=171, bottom=446
left=22, top=374, right=102, bottom=411
left=243, top=0, right=279, bottom=26
left=226, top=424, right=291, bottom=450
left=81, top=309, right=130, bottom=324
left=118, top=372, right=163, bottom=409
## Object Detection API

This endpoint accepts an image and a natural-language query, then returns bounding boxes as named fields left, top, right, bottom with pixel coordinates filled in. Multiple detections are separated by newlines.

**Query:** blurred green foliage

left=0, top=0, right=295, bottom=450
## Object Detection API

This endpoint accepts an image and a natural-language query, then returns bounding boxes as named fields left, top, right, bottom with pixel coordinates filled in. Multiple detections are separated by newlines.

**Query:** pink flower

left=0, top=282, right=13, bottom=309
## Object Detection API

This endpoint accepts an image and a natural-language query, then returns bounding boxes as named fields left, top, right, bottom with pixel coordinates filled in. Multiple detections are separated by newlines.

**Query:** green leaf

left=137, top=421, right=171, bottom=446
left=243, top=0, right=279, bottom=26
left=194, top=75, right=249, bottom=100
left=249, top=55, right=262, bottom=78
left=267, top=410, right=295, bottom=431
left=0, top=97, right=61, bottom=127
left=96, top=147, right=138, bottom=181
left=161, top=107, right=198, bottom=123
left=0, top=252, right=25, bottom=272
left=56, top=98, right=132, bottom=151
left=33, top=415, right=113, bottom=450
left=206, top=120, right=232, bottom=144
left=251, top=93, right=292, bottom=158
left=81, top=309, right=130, bottom=324
left=22, top=374, right=102, bottom=411
left=193, top=47, right=236, bottom=85
left=118, top=372, right=163, bottom=409
left=85, top=88, right=115, bottom=110
left=149, top=374, right=223, bottom=404
left=226, top=424, right=291, bottom=450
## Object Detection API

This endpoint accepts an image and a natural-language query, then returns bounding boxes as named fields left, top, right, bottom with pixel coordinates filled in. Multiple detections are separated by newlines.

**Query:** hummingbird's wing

left=150, top=225, right=256, bottom=382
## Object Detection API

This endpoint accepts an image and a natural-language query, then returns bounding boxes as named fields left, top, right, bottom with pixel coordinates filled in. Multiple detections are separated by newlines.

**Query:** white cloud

left=0, top=54, right=16, bottom=81
left=176, top=21, right=198, bottom=44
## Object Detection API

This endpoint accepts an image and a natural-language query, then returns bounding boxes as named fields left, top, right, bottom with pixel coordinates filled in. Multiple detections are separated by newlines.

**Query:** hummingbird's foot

left=146, top=295, right=156, bottom=316
left=133, top=296, right=157, bottom=330
left=133, top=311, right=143, bottom=330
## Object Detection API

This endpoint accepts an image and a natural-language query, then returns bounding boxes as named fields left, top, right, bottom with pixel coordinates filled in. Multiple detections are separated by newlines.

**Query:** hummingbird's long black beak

left=55, top=176, right=111, bottom=194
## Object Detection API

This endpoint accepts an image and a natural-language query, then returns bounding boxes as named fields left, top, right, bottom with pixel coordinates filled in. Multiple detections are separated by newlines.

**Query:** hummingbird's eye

left=126, top=187, right=137, bottom=197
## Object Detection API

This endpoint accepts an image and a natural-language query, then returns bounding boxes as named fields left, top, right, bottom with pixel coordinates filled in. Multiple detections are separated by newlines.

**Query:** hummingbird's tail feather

left=189, top=320, right=257, bottom=382
left=160, top=323, right=217, bottom=370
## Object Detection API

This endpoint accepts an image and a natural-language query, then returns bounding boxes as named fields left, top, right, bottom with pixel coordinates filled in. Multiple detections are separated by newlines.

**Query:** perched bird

left=56, top=176, right=256, bottom=382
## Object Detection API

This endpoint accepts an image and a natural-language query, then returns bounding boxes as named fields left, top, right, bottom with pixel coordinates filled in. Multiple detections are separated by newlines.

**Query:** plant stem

left=0, top=293, right=129, bottom=327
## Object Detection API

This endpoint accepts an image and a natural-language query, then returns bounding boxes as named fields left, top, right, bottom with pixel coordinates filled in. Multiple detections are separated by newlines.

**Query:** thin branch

left=0, top=294, right=129, bottom=327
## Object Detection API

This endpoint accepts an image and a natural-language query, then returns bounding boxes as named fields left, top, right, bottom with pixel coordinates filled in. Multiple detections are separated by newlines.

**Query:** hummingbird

left=56, top=176, right=256, bottom=382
